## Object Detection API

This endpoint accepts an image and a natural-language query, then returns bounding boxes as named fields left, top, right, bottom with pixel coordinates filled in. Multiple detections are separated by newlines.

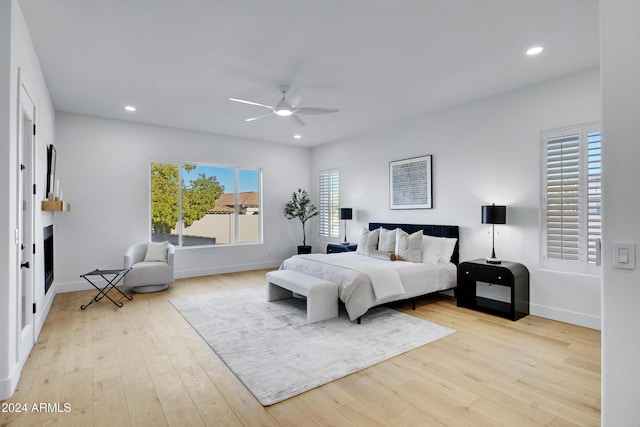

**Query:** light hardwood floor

left=1, top=269, right=600, bottom=426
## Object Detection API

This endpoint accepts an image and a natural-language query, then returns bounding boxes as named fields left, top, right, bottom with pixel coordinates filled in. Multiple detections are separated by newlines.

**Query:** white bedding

left=296, top=254, right=405, bottom=301
left=280, top=252, right=457, bottom=320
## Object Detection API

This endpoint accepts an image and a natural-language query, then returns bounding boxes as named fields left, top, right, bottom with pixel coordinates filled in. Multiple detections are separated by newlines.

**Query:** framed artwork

left=46, top=144, right=56, bottom=198
left=389, top=155, right=432, bottom=209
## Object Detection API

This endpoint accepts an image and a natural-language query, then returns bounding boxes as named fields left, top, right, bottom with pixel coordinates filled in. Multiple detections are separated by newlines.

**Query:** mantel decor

left=46, top=144, right=56, bottom=199
left=389, top=155, right=432, bottom=209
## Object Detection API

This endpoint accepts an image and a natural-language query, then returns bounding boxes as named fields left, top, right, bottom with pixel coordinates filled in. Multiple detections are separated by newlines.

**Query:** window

left=150, top=162, right=261, bottom=246
left=542, top=123, right=602, bottom=273
left=319, top=170, right=340, bottom=238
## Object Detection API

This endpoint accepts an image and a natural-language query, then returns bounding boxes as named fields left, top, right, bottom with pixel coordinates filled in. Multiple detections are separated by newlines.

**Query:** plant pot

left=297, top=246, right=312, bottom=255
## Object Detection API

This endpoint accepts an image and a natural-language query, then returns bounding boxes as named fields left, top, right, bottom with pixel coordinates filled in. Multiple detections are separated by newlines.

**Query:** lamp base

left=486, top=257, right=502, bottom=264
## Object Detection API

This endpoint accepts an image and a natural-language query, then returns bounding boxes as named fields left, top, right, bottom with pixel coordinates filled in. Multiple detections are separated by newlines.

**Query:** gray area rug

left=170, top=286, right=456, bottom=406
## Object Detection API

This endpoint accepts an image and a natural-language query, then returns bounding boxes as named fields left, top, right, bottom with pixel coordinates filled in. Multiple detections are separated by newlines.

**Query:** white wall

left=53, top=113, right=310, bottom=290
left=10, top=0, right=57, bottom=336
left=601, top=0, right=640, bottom=424
left=1, top=0, right=56, bottom=400
left=311, top=68, right=601, bottom=329
left=0, top=0, right=13, bottom=401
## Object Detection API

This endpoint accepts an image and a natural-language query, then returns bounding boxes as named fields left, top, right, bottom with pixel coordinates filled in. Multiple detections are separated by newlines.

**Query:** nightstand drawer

left=460, top=265, right=511, bottom=285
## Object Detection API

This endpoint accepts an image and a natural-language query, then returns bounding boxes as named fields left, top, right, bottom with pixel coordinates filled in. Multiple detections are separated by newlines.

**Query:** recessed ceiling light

left=124, top=105, right=136, bottom=112
left=294, top=134, right=302, bottom=139
left=526, top=46, right=544, bottom=56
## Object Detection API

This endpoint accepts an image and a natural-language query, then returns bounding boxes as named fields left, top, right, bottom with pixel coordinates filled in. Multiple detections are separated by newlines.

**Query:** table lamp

left=339, top=208, right=352, bottom=243
left=482, top=204, right=506, bottom=264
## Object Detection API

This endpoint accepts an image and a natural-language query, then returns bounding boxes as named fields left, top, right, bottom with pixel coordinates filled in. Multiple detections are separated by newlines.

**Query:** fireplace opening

left=44, top=225, right=53, bottom=294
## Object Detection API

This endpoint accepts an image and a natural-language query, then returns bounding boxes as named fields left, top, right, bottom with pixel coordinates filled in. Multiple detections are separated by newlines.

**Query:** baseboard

left=0, top=373, right=17, bottom=401
left=0, top=293, right=55, bottom=400
left=35, top=287, right=56, bottom=337
left=54, top=280, right=95, bottom=293
left=530, top=303, right=601, bottom=330
left=0, top=346, right=30, bottom=400
left=46, top=266, right=603, bottom=331
left=54, top=261, right=283, bottom=293
left=174, top=260, right=283, bottom=280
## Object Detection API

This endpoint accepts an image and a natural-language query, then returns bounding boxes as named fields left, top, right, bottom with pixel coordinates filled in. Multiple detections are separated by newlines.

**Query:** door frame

left=16, top=72, right=36, bottom=363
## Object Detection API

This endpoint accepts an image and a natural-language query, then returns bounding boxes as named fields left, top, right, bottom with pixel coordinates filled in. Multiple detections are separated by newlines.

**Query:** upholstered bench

left=266, top=270, right=339, bottom=323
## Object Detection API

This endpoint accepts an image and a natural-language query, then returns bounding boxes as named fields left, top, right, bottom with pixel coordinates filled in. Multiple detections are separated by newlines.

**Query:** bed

left=280, top=223, right=459, bottom=321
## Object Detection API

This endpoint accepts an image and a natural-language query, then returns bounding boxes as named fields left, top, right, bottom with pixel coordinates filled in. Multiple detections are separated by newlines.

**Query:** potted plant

left=284, top=188, right=319, bottom=254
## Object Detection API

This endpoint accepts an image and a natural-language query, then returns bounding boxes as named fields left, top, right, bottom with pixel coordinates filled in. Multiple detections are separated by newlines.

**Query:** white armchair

left=124, top=241, right=175, bottom=293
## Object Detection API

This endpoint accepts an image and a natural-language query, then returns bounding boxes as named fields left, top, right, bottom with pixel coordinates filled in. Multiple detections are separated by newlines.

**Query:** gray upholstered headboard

left=368, top=223, right=460, bottom=265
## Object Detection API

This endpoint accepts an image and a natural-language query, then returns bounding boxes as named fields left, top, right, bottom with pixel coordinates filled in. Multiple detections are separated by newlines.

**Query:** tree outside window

left=150, top=162, right=261, bottom=246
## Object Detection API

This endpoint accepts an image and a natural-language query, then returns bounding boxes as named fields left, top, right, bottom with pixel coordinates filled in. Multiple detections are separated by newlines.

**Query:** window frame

left=319, top=169, right=340, bottom=239
left=541, top=122, right=601, bottom=275
left=149, top=160, right=263, bottom=248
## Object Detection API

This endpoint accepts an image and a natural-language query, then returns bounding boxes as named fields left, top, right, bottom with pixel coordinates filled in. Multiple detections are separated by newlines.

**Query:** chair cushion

left=144, top=241, right=168, bottom=262
left=126, top=261, right=173, bottom=286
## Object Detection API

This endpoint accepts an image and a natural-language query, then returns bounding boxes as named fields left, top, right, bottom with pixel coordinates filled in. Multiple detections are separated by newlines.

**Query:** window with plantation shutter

left=586, top=130, right=602, bottom=264
left=319, top=170, right=340, bottom=238
left=542, top=123, right=602, bottom=273
left=546, top=133, right=580, bottom=261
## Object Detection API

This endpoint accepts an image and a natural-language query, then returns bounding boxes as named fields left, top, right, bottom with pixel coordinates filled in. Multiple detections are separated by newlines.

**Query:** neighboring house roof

left=208, top=202, right=235, bottom=214
left=239, top=191, right=259, bottom=206
left=207, top=191, right=259, bottom=214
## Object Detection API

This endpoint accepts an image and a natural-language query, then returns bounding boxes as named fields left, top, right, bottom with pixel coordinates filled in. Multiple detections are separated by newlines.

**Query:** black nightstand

left=326, top=243, right=357, bottom=254
left=457, top=259, right=529, bottom=321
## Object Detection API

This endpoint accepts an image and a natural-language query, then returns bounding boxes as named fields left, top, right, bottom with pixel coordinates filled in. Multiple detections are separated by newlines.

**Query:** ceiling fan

left=229, top=85, right=339, bottom=126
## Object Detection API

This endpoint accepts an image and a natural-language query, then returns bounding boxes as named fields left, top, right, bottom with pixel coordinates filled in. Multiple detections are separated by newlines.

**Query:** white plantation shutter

left=586, top=130, right=602, bottom=263
left=546, top=133, right=580, bottom=261
left=319, top=170, right=340, bottom=238
left=543, top=123, right=602, bottom=272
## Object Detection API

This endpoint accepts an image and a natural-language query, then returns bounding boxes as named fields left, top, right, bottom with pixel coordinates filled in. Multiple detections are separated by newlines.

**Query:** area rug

left=170, top=286, right=455, bottom=406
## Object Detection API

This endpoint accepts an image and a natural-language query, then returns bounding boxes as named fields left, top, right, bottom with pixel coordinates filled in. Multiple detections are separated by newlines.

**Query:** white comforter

left=280, top=252, right=457, bottom=320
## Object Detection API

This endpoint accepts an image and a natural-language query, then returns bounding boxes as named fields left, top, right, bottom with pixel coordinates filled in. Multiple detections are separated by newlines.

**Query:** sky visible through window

left=182, top=165, right=259, bottom=193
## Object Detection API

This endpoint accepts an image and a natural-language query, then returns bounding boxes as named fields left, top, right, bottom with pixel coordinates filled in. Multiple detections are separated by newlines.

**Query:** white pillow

left=421, top=235, right=442, bottom=264
left=438, top=237, right=458, bottom=263
left=420, top=235, right=458, bottom=264
left=144, top=241, right=168, bottom=262
left=356, top=227, right=379, bottom=255
left=378, top=228, right=396, bottom=252
left=395, top=229, right=423, bottom=262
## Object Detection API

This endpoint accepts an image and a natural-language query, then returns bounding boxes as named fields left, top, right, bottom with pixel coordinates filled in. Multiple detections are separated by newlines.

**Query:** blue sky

left=182, top=165, right=259, bottom=193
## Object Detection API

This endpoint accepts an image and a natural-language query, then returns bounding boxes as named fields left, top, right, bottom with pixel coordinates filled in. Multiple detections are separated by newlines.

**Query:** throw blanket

left=296, top=254, right=405, bottom=301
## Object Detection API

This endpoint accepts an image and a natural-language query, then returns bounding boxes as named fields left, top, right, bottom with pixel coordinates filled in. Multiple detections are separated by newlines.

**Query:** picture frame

left=389, top=155, right=432, bottom=209
left=46, top=144, right=56, bottom=198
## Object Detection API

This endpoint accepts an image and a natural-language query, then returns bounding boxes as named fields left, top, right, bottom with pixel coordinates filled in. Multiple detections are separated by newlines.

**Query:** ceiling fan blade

left=245, top=112, right=274, bottom=122
left=291, top=114, right=306, bottom=126
left=295, top=107, right=339, bottom=115
left=229, top=98, right=274, bottom=110
left=287, top=87, right=303, bottom=108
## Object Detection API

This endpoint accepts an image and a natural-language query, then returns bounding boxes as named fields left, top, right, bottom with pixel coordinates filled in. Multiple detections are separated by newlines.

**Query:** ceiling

left=18, top=0, right=599, bottom=147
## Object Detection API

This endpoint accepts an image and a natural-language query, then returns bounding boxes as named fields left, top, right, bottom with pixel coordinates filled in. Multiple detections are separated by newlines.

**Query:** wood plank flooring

left=1, top=269, right=601, bottom=426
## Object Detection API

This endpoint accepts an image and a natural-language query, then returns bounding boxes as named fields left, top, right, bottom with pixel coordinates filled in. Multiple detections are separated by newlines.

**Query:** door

left=17, top=81, right=36, bottom=363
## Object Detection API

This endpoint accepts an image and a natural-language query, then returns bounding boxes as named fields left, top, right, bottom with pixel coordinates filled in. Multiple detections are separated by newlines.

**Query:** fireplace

left=44, top=225, right=53, bottom=294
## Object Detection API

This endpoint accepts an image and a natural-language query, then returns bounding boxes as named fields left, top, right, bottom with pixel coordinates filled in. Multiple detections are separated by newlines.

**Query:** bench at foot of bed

left=266, top=270, right=339, bottom=323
